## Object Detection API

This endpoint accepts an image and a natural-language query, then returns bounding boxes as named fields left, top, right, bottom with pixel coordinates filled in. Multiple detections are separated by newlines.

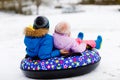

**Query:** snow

left=0, top=5, right=120, bottom=80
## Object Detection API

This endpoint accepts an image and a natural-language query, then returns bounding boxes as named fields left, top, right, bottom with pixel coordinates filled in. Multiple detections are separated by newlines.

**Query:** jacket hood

left=24, top=25, right=49, bottom=37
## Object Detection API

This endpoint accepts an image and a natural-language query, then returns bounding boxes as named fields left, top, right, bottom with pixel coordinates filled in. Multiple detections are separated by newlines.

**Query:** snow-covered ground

left=0, top=5, right=120, bottom=80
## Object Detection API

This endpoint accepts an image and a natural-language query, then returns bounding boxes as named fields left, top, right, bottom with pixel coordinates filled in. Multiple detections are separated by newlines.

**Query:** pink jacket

left=53, top=33, right=86, bottom=53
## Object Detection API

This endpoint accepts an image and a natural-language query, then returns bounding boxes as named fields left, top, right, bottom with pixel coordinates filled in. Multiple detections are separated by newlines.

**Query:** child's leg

left=78, top=32, right=84, bottom=40
left=83, top=35, right=102, bottom=49
left=83, top=40, right=96, bottom=48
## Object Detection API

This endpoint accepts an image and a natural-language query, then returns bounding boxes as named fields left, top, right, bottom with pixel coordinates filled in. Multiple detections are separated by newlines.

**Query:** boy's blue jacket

left=24, top=27, right=60, bottom=59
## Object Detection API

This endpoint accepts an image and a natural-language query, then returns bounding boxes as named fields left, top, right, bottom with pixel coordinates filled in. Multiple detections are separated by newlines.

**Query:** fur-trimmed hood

left=24, top=26, right=49, bottom=37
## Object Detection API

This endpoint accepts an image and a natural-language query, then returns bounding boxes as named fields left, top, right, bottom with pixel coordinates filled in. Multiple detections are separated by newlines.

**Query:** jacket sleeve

left=24, top=36, right=38, bottom=57
left=38, top=36, right=60, bottom=59
left=24, top=36, right=39, bottom=49
left=70, top=40, right=86, bottom=53
left=70, top=41, right=81, bottom=52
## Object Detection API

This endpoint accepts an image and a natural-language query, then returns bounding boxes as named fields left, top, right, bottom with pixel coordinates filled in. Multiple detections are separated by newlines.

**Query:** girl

left=53, top=22, right=102, bottom=53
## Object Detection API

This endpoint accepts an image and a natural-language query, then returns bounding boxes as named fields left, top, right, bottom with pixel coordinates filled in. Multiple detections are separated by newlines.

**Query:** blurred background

left=0, top=0, right=120, bottom=15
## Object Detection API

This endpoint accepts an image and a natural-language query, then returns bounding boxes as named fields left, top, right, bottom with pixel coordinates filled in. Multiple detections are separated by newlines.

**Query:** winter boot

left=95, top=35, right=102, bottom=49
left=78, top=32, right=84, bottom=40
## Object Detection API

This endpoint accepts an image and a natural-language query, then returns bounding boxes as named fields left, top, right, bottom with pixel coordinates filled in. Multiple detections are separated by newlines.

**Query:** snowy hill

left=0, top=5, right=120, bottom=80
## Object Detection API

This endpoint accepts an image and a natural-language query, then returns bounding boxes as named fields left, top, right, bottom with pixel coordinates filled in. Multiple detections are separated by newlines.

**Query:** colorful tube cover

left=20, top=49, right=101, bottom=71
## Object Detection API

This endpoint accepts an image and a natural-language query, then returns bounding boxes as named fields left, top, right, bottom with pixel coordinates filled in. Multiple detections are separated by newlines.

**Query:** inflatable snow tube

left=20, top=49, right=101, bottom=79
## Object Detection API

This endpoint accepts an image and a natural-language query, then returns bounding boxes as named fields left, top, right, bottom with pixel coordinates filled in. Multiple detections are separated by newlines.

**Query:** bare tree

left=35, top=0, right=42, bottom=15
left=81, top=0, right=95, bottom=4
left=0, top=0, right=4, bottom=10
left=90, top=0, right=95, bottom=4
left=17, top=0, right=22, bottom=14
left=117, top=0, right=120, bottom=4
left=1, top=0, right=5, bottom=10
